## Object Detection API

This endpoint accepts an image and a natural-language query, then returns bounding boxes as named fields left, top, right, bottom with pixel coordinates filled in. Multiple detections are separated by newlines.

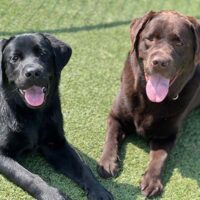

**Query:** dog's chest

left=23, top=122, right=40, bottom=146
left=133, top=111, right=153, bottom=136
left=131, top=95, right=176, bottom=138
left=6, top=120, right=42, bottom=157
left=131, top=94, right=153, bottom=135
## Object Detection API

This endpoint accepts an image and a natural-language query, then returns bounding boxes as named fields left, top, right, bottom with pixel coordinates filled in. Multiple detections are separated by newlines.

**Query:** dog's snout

left=151, top=57, right=170, bottom=68
left=24, top=67, right=42, bottom=79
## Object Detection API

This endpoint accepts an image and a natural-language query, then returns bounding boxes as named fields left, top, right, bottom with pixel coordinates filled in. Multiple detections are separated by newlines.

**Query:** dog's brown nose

left=151, top=57, right=170, bottom=68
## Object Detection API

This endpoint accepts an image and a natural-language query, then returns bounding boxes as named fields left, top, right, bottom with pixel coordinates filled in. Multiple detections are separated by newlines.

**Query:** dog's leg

left=97, top=113, right=126, bottom=178
left=41, top=139, right=113, bottom=200
left=0, top=154, right=69, bottom=200
left=140, top=137, right=176, bottom=197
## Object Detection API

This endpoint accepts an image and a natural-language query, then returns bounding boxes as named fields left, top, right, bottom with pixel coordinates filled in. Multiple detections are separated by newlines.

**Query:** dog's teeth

left=42, top=87, right=47, bottom=93
left=19, top=89, right=24, bottom=94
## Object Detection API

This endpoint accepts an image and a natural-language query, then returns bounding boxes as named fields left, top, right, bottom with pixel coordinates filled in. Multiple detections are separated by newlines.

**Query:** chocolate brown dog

left=97, top=11, right=200, bottom=197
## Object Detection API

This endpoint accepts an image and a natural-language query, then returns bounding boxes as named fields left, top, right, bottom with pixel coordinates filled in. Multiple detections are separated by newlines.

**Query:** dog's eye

left=39, top=50, right=47, bottom=56
left=145, top=37, right=154, bottom=42
left=176, top=41, right=184, bottom=46
left=172, top=36, right=184, bottom=47
left=11, top=55, right=20, bottom=62
left=40, top=52, right=45, bottom=56
left=144, top=37, right=154, bottom=49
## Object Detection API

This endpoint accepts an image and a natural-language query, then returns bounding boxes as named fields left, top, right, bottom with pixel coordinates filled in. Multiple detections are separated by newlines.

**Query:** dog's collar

left=170, top=69, right=183, bottom=101
left=172, top=94, right=179, bottom=100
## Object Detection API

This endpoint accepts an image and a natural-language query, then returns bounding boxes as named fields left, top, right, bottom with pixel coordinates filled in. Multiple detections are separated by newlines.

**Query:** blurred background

left=1, top=1, right=200, bottom=199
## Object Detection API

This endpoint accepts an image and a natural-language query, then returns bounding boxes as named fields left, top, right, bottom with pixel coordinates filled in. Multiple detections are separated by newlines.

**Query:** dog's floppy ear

left=42, top=33, right=72, bottom=74
left=130, top=11, right=155, bottom=53
left=187, top=16, right=200, bottom=65
left=0, top=39, right=8, bottom=85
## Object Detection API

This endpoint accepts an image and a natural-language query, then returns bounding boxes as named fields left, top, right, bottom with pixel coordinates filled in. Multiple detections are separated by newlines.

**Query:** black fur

left=0, top=33, right=113, bottom=200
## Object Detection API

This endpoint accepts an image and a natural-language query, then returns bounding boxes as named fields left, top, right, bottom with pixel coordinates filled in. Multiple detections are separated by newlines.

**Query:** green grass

left=0, top=0, right=200, bottom=199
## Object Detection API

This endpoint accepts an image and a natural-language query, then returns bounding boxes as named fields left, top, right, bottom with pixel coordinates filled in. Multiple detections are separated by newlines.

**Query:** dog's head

left=0, top=33, right=72, bottom=109
left=130, top=11, right=200, bottom=103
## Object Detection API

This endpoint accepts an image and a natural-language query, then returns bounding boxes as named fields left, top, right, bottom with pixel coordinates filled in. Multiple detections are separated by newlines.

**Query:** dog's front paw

left=97, top=158, right=119, bottom=179
left=87, top=187, right=114, bottom=200
left=38, top=187, right=70, bottom=200
left=140, top=171, right=163, bottom=197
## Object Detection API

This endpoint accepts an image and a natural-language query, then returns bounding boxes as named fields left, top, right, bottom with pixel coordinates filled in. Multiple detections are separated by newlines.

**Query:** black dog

left=0, top=33, right=113, bottom=200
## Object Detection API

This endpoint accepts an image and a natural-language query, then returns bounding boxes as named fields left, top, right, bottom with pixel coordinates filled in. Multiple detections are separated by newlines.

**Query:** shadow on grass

left=21, top=145, right=140, bottom=200
left=116, top=108, right=200, bottom=199
left=19, top=109, right=200, bottom=200
left=0, top=20, right=131, bottom=36
left=164, top=108, right=200, bottom=189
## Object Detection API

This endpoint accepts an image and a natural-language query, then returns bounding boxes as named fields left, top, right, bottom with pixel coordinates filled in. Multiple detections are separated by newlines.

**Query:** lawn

left=0, top=0, right=200, bottom=199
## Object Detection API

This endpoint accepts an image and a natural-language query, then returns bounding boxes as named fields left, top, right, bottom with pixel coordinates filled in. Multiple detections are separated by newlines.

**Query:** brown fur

left=97, top=10, right=200, bottom=197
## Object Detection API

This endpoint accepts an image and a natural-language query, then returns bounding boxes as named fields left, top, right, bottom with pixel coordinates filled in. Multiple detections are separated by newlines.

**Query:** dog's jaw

left=145, top=73, right=170, bottom=103
left=18, top=85, right=48, bottom=109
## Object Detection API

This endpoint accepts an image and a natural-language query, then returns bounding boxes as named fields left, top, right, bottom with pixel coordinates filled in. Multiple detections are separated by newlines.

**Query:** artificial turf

left=0, top=0, right=200, bottom=199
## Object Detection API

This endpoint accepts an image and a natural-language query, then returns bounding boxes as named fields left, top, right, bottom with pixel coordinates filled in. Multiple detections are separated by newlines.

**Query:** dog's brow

left=10, top=49, right=22, bottom=56
left=170, top=34, right=181, bottom=41
left=33, top=44, right=41, bottom=50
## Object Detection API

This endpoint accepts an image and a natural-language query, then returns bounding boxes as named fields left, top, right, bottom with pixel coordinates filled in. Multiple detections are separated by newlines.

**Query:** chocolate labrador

left=0, top=33, right=113, bottom=200
left=97, top=10, right=200, bottom=197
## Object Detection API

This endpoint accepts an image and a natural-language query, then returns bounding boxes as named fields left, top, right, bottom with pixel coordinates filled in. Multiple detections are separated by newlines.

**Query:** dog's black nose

left=152, top=57, right=170, bottom=68
left=24, top=68, right=42, bottom=78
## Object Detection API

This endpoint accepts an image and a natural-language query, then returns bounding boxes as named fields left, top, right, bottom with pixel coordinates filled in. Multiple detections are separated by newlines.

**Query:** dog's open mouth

left=19, top=86, right=48, bottom=108
left=145, top=74, right=170, bottom=103
left=145, top=72, right=181, bottom=103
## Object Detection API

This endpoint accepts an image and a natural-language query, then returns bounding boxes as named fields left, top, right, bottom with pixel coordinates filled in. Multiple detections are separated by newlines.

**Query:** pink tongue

left=146, top=74, right=170, bottom=103
left=24, top=86, right=45, bottom=107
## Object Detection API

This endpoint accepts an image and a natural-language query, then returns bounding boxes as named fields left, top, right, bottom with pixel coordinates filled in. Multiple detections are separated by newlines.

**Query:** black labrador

left=0, top=33, right=113, bottom=200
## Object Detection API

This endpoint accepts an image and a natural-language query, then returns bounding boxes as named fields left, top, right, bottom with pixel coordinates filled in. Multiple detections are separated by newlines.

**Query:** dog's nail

left=140, top=184, right=146, bottom=191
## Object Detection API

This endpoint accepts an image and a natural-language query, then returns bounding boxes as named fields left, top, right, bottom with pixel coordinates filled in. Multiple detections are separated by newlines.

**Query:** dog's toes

left=87, top=187, right=114, bottom=200
left=97, top=159, right=119, bottom=179
left=140, top=172, right=163, bottom=197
